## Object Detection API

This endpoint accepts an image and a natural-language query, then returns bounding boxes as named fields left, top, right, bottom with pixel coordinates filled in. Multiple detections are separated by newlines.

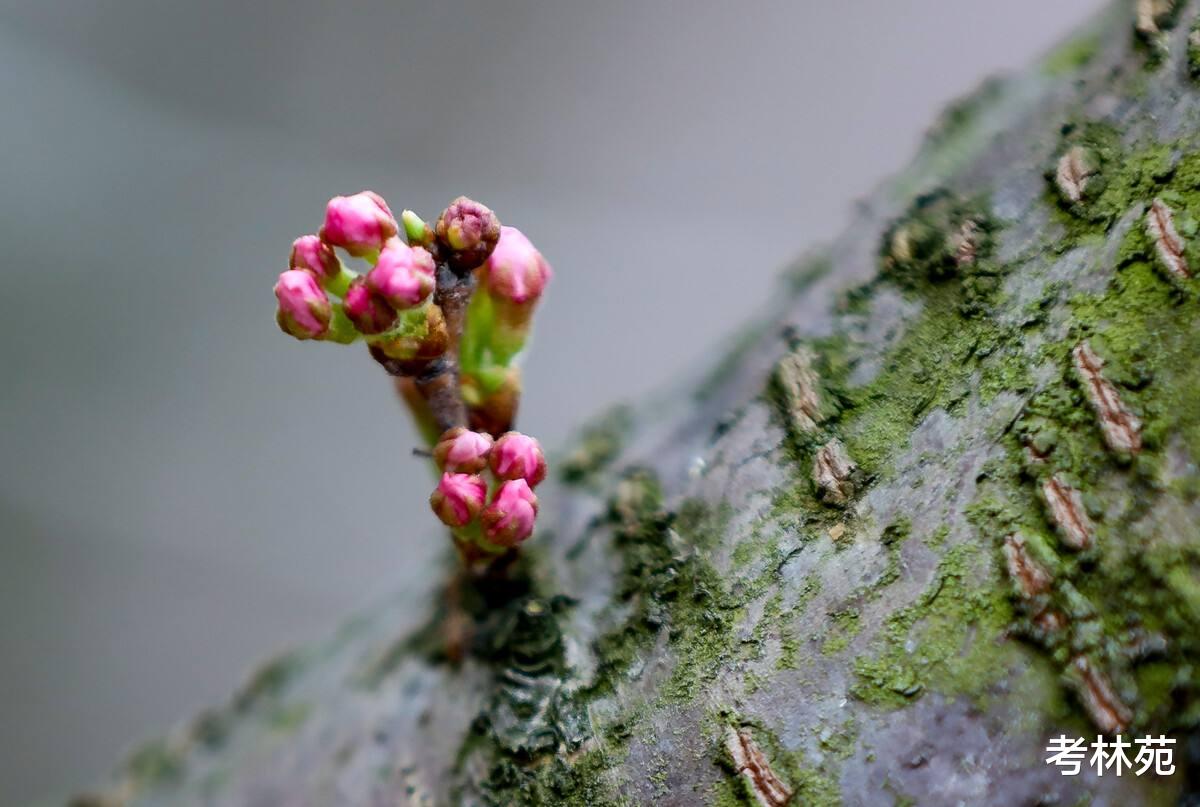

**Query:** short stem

left=435, top=262, right=474, bottom=366
left=403, top=260, right=476, bottom=434
left=414, top=358, right=467, bottom=434
left=322, top=264, right=357, bottom=299
left=371, top=350, right=466, bottom=434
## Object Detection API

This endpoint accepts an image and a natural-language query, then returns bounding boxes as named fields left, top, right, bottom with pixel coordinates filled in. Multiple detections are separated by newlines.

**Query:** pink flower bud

left=489, top=431, right=547, bottom=487
left=481, top=226, right=552, bottom=304
left=429, top=473, right=488, bottom=529
left=274, top=269, right=332, bottom=339
left=433, top=427, right=494, bottom=474
left=289, top=234, right=340, bottom=280
left=481, top=479, right=538, bottom=547
left=366, top=242, right=436, bottom=309
left=320, top=191, right=399, bottom=257
left=435, top=196, right=501, bottom=270
left=343, top=277, right=397, bottom=335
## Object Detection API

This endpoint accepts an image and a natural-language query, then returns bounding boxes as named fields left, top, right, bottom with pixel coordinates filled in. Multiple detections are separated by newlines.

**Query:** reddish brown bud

left=435, top=196, right=501, bottom=271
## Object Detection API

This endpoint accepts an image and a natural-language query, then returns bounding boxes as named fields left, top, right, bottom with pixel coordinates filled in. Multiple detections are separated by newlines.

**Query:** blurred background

left=0, top=1, right=1105, bottom=803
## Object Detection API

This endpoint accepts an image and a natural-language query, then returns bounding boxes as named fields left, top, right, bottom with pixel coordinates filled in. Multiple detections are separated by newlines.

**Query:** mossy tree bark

left=81, top=3, right=1200, bottom=805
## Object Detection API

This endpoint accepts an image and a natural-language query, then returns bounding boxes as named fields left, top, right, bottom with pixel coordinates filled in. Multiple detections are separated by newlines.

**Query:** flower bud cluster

left=274, top=190, right=454, bottom=361
left=429, top=428, right=546, bottom=549
left=275, top=190, right=554, bottom=558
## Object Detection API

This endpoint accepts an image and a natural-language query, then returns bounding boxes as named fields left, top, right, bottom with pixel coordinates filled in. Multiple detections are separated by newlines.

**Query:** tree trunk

left=77, top=3, right=1200, bottom=805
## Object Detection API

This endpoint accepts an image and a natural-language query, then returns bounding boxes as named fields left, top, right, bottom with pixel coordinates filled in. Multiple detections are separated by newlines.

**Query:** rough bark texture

left=79, top=3, right=1200, bottom=805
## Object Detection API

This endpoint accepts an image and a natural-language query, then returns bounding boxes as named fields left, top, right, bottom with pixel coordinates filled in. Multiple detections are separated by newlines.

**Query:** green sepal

left=325, top=305, right=361, bottom=344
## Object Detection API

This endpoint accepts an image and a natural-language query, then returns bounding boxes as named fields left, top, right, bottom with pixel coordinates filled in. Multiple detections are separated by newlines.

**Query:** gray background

left=0, top=1, right=1104, bottom=803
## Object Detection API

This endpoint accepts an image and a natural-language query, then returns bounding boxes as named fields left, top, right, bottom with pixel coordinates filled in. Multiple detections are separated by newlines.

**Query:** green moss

left=1041, top=32, right=1102, bottom=77
left=124, top=739, right=184, bottom=788
left=963, top=134, right=1200, bottom=729
left=1166, top=566, right=1200, bottom=623
left=478, top=747, right=626, bottom=807
left=791, top=767, right=843, bottom=807
left=760, top=188, right=1034, bottom=483
left=815, top=719, right=859, bottom=761
left=777, top=575, right=820, bottom=670
left=879, top=190, right=997, bottom=289
left=710, top=776, right=748, bottom=807
left=560, top=405, right=634, bottom=485
left=233, top=651, right=303, bottom=713
left=731, top=535, right=762, bottom=568
left=851, top=545, right=1015, bottom=708
left=782, top=254, right=835, bottom=296
left=837, top=285, right=1026, bottom=476
left=821, top=610, right=863, bottom=656
left=267, top=702, right=312, bottom=734
left=1045, top=122, right=1175, bottom=234
left=715, top=721, right=843, bottom=807
left=881, top=518, right=911, bottom=546
left=489, top=127, right=1200, bottom=802
left=1190, top=17, right=1200, bottom=80
left=919, top=78, right=1008, bottom=158
left=713, top=764, right=841, bottom=807
left=925, top=525, right=950, bottom=549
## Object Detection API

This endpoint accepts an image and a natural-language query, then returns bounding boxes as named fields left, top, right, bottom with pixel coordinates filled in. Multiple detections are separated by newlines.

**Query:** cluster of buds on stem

left=273, top=190, right=553, bottom=562
left=429, top=429, right=546, bottom=558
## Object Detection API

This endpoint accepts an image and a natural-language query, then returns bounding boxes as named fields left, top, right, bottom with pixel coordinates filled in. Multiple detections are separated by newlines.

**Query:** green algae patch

left=233, top=650, right=306, bottom=713
left=478, top=747, right=627, bottom=807
left=782, top=253, right=835, bottom=296
left=1041, top=31, right=1102, bottom=77
left=124, top=739, right=186, bottom=789
left=715, top=720, right=843, bottom=807
left=1190, top=16, right=1200, bottom=80
left=964, top=196, right=1200, bottom=732
left=821, top=609, right=863, bottom=656
left=584, top=473, right=741, bottom=706
left=778, top=576, right=820, bottom=670
left=473, top=132, right=1200, bottom=803
left=267, top=702, right=312, bottom=734
left=560, top=405, right=634, bottom=485
left=1071, top=257, right=1200, bottom=461
left=851, top=545, right=1014, bottom=709
left=1046, top=122, right=1176, bottom=234
left=837, top=284, right=1030, bottom=477
left=769, top=189, right=1033, bottom=483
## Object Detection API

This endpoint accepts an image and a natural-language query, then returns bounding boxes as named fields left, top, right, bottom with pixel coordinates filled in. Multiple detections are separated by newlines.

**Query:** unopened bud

left=343, top=277, right=397, bottom=335
left=402, top=209, right=434, bottom=247
left=481, top=226, right=552, bottom=304
left=289, top=234, right=341, bottom=280
left=489, top=431, right=546, bottom=487
left=481, top=479, right=538, bottom=547
left=320, top=191, right=399, bottom=258
left=433, top=427, right=494, bottom=473
left=430, top=473, right=488, bottom=529
left=366, top=242, right=436, bottom=309
left=435, top=196, right=501, bottom=271
left=274, top=269, right=332, bottom=339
